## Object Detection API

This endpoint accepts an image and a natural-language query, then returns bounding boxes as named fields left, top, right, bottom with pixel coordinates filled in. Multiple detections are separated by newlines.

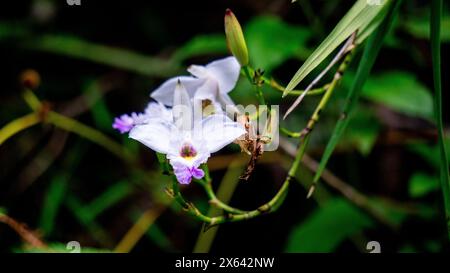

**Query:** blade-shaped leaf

left=431, top=0, right=450, bottom=239
left=39, top=174, right=68, bottom=235
left=284, top=0, right=391, bottom=96
left=312, top=0, right=403, bottom=184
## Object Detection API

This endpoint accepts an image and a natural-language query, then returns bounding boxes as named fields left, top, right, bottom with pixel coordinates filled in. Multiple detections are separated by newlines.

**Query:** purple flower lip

left=173, top=165, right=205, bottom=185
left=112, top=114, right=135, bottom=134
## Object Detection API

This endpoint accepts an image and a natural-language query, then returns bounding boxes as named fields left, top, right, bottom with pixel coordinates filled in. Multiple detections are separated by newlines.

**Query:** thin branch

left=0, top=112, right=41, bottom=146
left=283, top=31, right=357, bottom=119
left=0, top=214, right=48, bottom=250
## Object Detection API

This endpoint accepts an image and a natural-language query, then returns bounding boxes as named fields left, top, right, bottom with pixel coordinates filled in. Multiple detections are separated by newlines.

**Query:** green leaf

left=84, top=81, right=114, bottom=131
left=86, top=181, right=133, bottom=220
left=284, top=0, right=391, bottom=95
left=368, top=197, right=410, bottom=226
left=171, top=34, right=227, bottom=62
left=245, top=16, right=311, bottom=72
left=344, top=71, right=434, bottom=120
left=408, top=138, right=450, bottom=169
left=431, top=0, right=450, bottom=238
left=39, top=174, right=68, bottom=235
left=285, top=198, right=374, bottom=252
left=343, top=106, right=381, bottom=156
left=147, top=224, right=175, bottom=251
left=402, top=14, right=450, bottom=42
left=409, top=173, right=440, bottom=198
left=313, top=0, right=402, bottom=184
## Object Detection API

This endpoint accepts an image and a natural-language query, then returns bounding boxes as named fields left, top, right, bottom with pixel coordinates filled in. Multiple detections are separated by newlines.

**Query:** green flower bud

left=224, top=9, right=249, bottom=66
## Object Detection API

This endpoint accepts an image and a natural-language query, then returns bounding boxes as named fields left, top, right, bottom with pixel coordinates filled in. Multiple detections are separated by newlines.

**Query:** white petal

left=173, top=80, right=192, bottom=109
left=187, top=65, right=209, bottom=79
left=144, top=102, right=172, bottom=121
left=205, top=56, right=240, bottom=94
left=150, top=76, right=204, bottom=106
left=198, top=114, right=245, bottom=153
left=173, top=81, right=193, bottom=132
left=193, top=79, right=218, bottom=102
left=129, top=120, right=176, bottom=154
left=218, top=92, right=239, bottom=114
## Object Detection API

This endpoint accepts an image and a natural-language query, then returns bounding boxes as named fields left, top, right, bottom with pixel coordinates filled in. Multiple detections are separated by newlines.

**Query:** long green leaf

left=312, top=0, right=403, bottom=184
left=284, top=0, right=391, bottom=96
left=39, top=174, right=68, bottom=235
left=431, top=0, right=450, bottom=239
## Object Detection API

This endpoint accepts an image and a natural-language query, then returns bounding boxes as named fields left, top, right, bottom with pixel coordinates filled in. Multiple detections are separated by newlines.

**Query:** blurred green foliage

left=1, top=0, right=449, bottom=253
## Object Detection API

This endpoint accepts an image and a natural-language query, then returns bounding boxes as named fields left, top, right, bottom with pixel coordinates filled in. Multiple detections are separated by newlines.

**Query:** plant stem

left=0, top=112, right=41, bottom=145
left=243, top=66, right=327, bottom=97
left=312, top=0, right=403, bottom=192
left=242, top=65, right=266, bottom=105
left=46, top=111, right=134, bottom=163
left=283, top=31, right=357, bottom=119
left=193, top=160, right=245, bottom=253
left=22, top=89, right=42, bottom=111
left=195, top=178, right=247, bottom=214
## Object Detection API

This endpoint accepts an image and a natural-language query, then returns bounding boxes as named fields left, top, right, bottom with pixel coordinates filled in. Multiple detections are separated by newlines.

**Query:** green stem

left=0, top=112, right=41, bottom=145
left=22, top=89, right=42, bottom=111
left=431, top=0, right=450, bottom=239
left=243, top=65, right=266, bottom=105
left=46, top=111, right=134, bottom=163
left=243, top=66, right=327, bottom=97
left=193, top=160, right=245, bottom=253
left=280, top=127, right=302, bottom=138
left=195, top=178, right=247, bottom=214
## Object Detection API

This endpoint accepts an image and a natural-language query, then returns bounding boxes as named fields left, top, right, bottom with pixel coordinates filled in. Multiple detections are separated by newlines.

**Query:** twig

left=283, top=31, right=357, bottom=119
left=279, top=137, right=419, bottom=229
left=0, top=214, right=48, bottom=249
left=0, top=112, right=41, bottom=146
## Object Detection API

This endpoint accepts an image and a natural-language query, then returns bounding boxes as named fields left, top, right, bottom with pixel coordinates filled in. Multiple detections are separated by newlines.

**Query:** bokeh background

left=1, top=0, right=449, bottom=253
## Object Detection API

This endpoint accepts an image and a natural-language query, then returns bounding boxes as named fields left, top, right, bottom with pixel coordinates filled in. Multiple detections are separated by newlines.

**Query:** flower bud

left=19, top=69, right=40, bottom=89
left=224, top=9, right=249, bottom=66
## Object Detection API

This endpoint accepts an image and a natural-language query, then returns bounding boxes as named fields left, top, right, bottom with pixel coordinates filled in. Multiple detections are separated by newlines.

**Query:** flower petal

left=173, top=80, right=194, bottom=132
left=190, top=167, right=205, bottom=180
left=112, top=114, right=135, bottom=134
left=144, top=101, right=172, bottom=121
left=150, top=76, right=204, bottom=106
left=172, top=163, right=193, bottom=185
left=129, top=120, right=176, bottom=154
left=193, top=79, right=218, bottom=102
left=205, top=56, right=240, bottom=94
left=199, top=114, right=245, bottom=153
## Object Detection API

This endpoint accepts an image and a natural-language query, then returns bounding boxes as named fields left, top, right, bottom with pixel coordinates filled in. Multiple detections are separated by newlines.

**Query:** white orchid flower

left=129, top=80, right=245, bottom=184
left=150, top=56, right=241, bottom=112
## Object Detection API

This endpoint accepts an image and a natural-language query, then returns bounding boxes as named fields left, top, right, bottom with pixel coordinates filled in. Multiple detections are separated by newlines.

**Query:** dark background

left=0, top=0, right=449, bottom=253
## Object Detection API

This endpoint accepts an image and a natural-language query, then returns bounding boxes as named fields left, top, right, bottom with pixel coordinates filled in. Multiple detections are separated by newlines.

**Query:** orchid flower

left=150, top=56, right=241, bottom=112
left=112, top=101, right=171, bottom=134
left=129, top=80, right=245, bottom=184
